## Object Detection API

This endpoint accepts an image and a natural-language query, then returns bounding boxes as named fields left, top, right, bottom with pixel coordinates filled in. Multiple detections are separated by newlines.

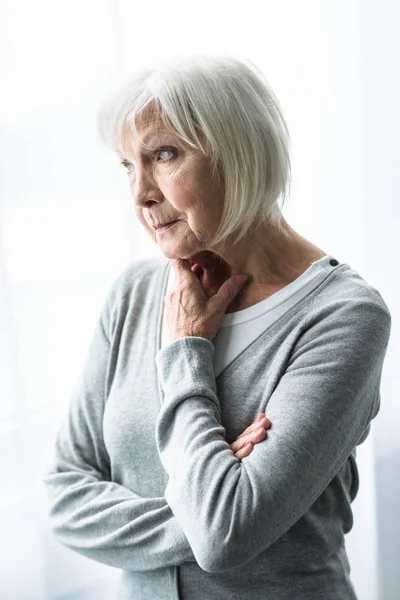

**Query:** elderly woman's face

left=119, top=112, right=225, bottom=258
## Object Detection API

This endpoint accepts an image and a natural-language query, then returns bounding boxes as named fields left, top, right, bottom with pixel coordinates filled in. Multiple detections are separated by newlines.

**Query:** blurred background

left=0, top=0, right=398, bottom=598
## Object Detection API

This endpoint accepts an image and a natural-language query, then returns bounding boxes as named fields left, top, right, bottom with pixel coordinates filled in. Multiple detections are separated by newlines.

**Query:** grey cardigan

left=43, top=256, right=391, bottom=600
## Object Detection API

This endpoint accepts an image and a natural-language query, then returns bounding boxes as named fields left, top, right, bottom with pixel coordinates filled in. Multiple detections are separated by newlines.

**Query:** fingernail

left=235, top=275, right=247, bottom=286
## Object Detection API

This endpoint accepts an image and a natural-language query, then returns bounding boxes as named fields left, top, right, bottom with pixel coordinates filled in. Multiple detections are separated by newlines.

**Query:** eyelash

left=120, top=146, right=177, bottom=173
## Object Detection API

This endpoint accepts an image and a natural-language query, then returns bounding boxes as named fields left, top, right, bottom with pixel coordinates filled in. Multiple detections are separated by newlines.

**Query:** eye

left=155, top=147, right=176, bottom=162
left=120, top=160, right=134, bottom=173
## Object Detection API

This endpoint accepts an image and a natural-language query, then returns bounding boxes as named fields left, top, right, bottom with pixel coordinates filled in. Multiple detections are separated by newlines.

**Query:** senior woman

left=43, top=55, right=391, bottom=600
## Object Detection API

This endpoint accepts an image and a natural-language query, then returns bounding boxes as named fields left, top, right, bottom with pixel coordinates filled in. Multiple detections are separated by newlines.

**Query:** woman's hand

left=166, top=257, right=247, bottom=342
left=230, top=413, right=271, bottom=460
left=187, top=251, right=233, bottom=298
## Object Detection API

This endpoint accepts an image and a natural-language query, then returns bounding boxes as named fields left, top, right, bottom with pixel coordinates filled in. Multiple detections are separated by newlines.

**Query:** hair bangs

left=97, top=55, right=291, bottom=249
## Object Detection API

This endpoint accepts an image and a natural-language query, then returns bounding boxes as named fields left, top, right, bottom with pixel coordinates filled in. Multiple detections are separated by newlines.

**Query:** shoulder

left=311, top=263, right=391, bottom=323
left=102, top=255, right=169, bottom=333
left=303, top=263, right=391, bottom=352
left=110, top=255, right=168, bottom=300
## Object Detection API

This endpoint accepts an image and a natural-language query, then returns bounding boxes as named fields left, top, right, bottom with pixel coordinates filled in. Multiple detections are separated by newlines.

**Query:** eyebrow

left=139, top=131, right=178, bottom=145
left=117, top=131, right=180, bottom=159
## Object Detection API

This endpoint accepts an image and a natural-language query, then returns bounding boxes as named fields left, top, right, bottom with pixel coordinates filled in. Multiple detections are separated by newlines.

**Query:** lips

left=154, top=219, right=180, bottom=230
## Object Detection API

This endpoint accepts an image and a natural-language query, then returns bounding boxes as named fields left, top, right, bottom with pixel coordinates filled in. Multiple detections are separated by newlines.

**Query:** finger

left=191, top=264, right=204, bottom=277
left=254, top=412, right=265, bottom=422
left=234, top=442, right=253, bottom=460
left=230, top=427, right=267, bottom=453
left=258, top=416, right=271, bottom=429
left=209, top=274, right=248, bottom=310
left=236, top=416, right=271, bottom=441
left=172, top=258, right=197, bottom=281
left=172, top=258, right=205, bottom=296
left=235, top=421, right=261, bottom=440
left=189, top=251, right=217, bottom=268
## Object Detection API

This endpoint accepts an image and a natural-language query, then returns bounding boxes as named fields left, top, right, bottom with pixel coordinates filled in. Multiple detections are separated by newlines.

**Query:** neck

left=181, top=217, right=326, bottom=311
left=208, top=217, right=326, bottom=288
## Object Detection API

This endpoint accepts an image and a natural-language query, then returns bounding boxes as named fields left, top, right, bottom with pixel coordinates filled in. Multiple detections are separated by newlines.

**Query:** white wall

left=360, top=2, right=400, bottom=598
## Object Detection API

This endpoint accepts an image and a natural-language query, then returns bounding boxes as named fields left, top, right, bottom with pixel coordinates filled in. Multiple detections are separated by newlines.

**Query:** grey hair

left=97, top=54, right=291, bottom=249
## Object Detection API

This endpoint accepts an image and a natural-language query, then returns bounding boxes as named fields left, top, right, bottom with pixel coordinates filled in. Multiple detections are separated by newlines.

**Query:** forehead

left=135, top=103, right=165, bottom=134
left=119, top=104, right=175, bottom=157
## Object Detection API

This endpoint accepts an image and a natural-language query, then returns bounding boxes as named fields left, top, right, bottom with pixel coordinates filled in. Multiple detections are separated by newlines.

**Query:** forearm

left=155, top=313, right=390, bottom=573
left=43, top=467, right=196, bottom=571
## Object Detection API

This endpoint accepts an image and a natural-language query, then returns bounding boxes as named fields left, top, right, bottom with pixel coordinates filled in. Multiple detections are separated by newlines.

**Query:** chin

left=157, top=239, right=203, bottom=261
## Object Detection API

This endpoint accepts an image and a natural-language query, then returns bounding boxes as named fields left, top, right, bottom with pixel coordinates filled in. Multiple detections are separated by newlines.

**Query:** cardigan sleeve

left=154, top=295, right=391, bottom=573
left=42, top=277, right=196, bottom=572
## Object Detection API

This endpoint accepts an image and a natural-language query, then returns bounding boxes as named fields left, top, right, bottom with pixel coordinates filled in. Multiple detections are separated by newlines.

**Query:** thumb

left=210, top=275, right=248, bottom=311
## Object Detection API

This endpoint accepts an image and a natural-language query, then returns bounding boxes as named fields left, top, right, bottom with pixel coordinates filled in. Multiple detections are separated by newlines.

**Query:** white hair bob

left=97, top=55, right=291, bottom=249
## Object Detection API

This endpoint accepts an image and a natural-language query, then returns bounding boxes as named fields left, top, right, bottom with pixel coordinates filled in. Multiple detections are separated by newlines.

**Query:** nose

left=131, top=164, right=164, bottom=207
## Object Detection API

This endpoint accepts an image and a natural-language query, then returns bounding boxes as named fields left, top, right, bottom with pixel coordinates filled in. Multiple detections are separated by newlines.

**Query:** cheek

left=128, top=174, right=136, bottom=194
left=135, top=207, right=154, bottom=235
left=167, top=173, right=190, bottom=207
left=169, top=171, right=208, bottom=214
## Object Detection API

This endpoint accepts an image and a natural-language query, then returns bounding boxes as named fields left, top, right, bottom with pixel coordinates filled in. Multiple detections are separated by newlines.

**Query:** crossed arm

left=153, top=298, right=391, bottom=572
left=42, top=302, right=270, bottom=572
left=43, top=272, right=391, bottom=574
